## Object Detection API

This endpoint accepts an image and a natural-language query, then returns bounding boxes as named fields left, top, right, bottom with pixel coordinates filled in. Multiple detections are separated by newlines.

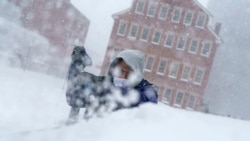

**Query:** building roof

left=112, top=8, right=131, bottom=19
left=193, top=0, right=213, bottom=17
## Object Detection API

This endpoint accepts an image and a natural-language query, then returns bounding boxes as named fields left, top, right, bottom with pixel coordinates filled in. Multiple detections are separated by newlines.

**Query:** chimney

left=215, top=22, right=222, bottom=35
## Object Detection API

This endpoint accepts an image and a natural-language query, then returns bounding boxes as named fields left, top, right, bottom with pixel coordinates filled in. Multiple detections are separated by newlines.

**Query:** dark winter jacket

left=114, top=79, right=158, bottom=110
left=134, top=79, right=158, bottom=104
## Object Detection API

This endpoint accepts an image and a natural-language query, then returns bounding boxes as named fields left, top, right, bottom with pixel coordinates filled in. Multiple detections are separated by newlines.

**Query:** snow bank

left=0, top=66, right=250, bottom=141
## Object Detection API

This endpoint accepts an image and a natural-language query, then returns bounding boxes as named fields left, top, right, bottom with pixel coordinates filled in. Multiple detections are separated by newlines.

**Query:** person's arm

left=142, top=85, right=158, bottom=103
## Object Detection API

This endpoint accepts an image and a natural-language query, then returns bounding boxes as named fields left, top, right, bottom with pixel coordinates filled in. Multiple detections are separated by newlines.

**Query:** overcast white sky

left=71, top=0, right=210, bottom=71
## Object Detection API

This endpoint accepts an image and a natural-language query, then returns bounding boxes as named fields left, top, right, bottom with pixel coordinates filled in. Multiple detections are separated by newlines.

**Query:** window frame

left=174, top=90, right=185, bottom=107
left=181, top=64, right=192, bottom=82
left=186, top=95, right=197, bottom=110
left=196, top=13, right=207, bottom=28
left=147, top=2, right=158, bottom=17
left=188, top=38, right=200, bottom=54
left=140, top=26, right=150, bottom=42
left=157, top=58, right=168, bottom=75
left=117, top=20, right=127, bottom=36
left=193, top=67, right=205, bottom=85
left=145, top=55, right=155, bottom=72
left=168, top=61, right=180, bottom=79
left=110, top=48, right=121, bottom=62
left=135, top=0, right=145, bottom=15
left=172, top=7, right=182, bottom=23
left=128, top=23, right=139, bottom=40
left=152, top=29, right=162, bottom=45
left=153, top=85, right=160, bottom=93
left=183, top=10, right=194, bottom=26
left=201, top=41, right=212, bottom=57
left=158, top=4, right=169, bottom=20
left=164, top=32, right=175, bottom=48
left=162, top=87, right=173, bottom=104
left=176, top=36, right=187, bottom=51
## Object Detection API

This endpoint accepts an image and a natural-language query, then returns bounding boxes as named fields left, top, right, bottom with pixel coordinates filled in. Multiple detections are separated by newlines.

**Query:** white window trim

left=171, top=7, right=182, bottom=23
left=188, top=38, right=200, bottom=54
left=128, top=23, right=139, bottom=40
left=162, top=87, right=173, bottom=104
left=164, top=32, right=175, bottom=48
left=180, top=64, right=192, bottom=82
left=157, top=58, right=168, bottom=75
left=117, top=20, right=127, bottom=36
left=110, top=48, right=121, bottom=62
left=168, top=61, right=180, bottom=79
left=153, top=85, right=160, bottom=93
left=176, top=36, right=187, bottom=51
left=195, top=12, right=207, bottom=29
left=135, top=0, right=145, bottom=15
left=145, top=55, right=155, bottom=72
left=183, top=10, right=194, bottom=26
left=193, top=67, right=205, bottom=85
left=147, top=2, right=158, bottom=17
left=140, top=26, right=150, bottom=42
left=158, top=3, right=169, bottom=20
left=174, top=90, right=185, bottom=107
left=200, top=41, right=212, bottom=57
left=186, top=94, right=197, bottom=110
left=151, top=29, right=162, bottom=45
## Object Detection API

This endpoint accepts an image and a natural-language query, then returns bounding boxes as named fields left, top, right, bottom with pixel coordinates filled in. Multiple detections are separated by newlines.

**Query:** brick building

left=8, top=0, right=90, bottom=76
left=100, top=0, right=221, bottom=111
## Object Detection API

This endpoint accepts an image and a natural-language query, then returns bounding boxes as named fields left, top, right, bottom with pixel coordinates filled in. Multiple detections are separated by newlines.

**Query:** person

left=66, top=48, right=158, bottom=123
left=106, top=49, right=158, bottom=110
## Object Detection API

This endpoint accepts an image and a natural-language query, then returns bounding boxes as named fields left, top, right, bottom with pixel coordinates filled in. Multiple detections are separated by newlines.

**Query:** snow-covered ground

left=0, top=65, right=250, bottom=141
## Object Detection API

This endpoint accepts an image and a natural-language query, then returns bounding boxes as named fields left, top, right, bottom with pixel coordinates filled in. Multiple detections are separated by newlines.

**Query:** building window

left=189, top=39, right=199, bottom=54
left=164, top=33, right=175, bottom=48
left=194, top=68, right=205, bottom=85
left=152, top=30, right=162, bottom=44
left=157, top=59, right=168, bottom=75
left=154, top=85, right=160, bottom=93
left=201, top=42, right=212, bottom=57
left=174, top=91, right=184, bottom=107
left=177, top=36, right=186, bottom=50
left=128, top=24, right=138, bottom=39
left=147, top=2, right=157, bottom=17
left=196, top=13, right=206, bottom=28
left=172, top=7, right=182, bottom=23
left=169, top=61, right=180, bottom=79
left=162, top=88, right=172, bottom=104
left=117, top=20, right=127, bottom=36
left=140, top=27, right=150, bottom=41
left=135, top=0, right=145, bottom=14
left=181, top=65, right=192, bottom=81
left=110, top=48, right=121, bottom=62
left=187, top=95, right=196, bottom=109
left=158, top=4, right=169, bottom=20
left=183, top=11, right=193, bottom=25
left=145, top=56, right=154, bottom=71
